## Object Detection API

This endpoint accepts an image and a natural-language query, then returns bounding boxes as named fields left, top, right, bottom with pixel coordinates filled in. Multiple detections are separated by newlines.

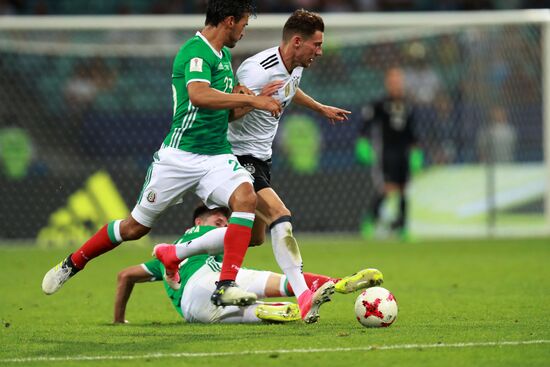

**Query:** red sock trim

left=70, top=224, right=120, bottom=269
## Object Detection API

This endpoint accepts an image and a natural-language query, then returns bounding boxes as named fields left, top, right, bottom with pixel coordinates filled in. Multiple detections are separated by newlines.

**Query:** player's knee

left=230, top=183, right=257, bottom=212
left=269, top=207, right=291, bottom=224
left=120, top=219, right=150, bottom=241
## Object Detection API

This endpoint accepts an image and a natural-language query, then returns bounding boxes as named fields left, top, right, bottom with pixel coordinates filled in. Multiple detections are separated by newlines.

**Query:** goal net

left=0, top=11, right=548, bottom=243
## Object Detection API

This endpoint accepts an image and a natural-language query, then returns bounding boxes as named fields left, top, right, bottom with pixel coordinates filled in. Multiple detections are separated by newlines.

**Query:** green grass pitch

left=1, top=237, right=549, bottom=366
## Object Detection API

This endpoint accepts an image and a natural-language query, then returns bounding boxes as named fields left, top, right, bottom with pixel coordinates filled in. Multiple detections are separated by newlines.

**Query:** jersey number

left=228, top=159, right=243, bottom=172
left=223, top=76, right=233, bottom=93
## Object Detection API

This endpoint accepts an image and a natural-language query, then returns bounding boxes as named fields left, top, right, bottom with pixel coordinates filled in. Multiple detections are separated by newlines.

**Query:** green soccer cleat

left=255, top=302, right=301, bottom=323
left=334, top=268, right=383, bottom=294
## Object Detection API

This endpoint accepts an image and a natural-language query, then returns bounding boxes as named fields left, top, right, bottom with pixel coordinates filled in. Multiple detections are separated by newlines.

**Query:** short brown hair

left=282, top=9, right=324, bottom=42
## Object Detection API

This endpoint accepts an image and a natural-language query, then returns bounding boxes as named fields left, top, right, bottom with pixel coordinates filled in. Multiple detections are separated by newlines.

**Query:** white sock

left=175, top=227, right=227, bottom=260
left=271, top=220, right=308, bottom=298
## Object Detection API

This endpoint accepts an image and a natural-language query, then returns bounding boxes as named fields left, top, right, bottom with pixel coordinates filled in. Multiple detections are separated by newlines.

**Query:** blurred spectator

left=428, top=95, right=457, bottom=164
left=321, top=0, right=356, bottom=12
left=477, top=106, right=516, bottom=163
left=377, top=0, right=415, bottom=11
left=403, top=41, right=441, bottom=105
left=355, top=0, right=379, bottom=11
left=64, top=57, right=116, bottom=110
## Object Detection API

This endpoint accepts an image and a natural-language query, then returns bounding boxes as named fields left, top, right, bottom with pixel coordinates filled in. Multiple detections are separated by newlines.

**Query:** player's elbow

left=188, top=93, right=206, bottom=108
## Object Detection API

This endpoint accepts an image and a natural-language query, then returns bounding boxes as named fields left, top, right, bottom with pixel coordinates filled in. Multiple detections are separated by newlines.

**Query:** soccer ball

left=354, top=286, right=398, bottom=328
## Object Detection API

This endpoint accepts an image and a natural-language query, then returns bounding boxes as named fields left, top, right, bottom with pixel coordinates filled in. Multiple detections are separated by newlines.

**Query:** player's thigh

left=181, top=266, right=224, bottom=323
left=236, top=155, right=272, bottom=192
left=131, top=148, right=207, bottom=227
left=197, top=154, right=253, bottom=208
left=256, top=187, right=291, bottom=224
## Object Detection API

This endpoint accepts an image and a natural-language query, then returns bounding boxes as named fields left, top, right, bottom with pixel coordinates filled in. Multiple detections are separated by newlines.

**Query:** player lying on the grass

left=154, top=8, right=352, bottom=324
left=115, top=206, right=383, bottom=324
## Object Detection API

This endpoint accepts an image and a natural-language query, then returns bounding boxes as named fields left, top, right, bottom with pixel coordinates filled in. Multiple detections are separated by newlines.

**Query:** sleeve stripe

left=186, top=78, right=211, bottom=86
left=140, top=264, right=158, bottom=282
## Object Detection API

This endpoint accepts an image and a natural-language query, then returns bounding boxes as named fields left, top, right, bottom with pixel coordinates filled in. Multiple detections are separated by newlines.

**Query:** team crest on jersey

left=146, top=190, right=156, bottom=203
left=285, top=83, right=291, bottom=97
left=190, top=57, right=203, bottom=72
left=243, top=163, right=256, bottom=175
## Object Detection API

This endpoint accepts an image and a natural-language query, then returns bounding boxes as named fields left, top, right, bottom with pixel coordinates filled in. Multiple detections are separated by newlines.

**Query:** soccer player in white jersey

left=42, top=0, right=283, bottom=308
left=153, top=10, right=363, bottom=323
left=115, top=206, right=383, bottom=324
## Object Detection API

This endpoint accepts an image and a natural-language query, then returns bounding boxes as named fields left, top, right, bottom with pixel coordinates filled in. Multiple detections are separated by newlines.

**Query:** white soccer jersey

left=228, top=46, right=303, bottom=161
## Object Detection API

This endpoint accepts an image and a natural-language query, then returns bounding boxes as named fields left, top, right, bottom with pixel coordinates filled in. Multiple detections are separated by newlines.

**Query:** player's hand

left=252, top=96, right=282, bottom=118
left=232, top=84, right=254, bottom=96
left=319, top=105, right=351, bottom=125
left=259, top=80, right=284, bottom=97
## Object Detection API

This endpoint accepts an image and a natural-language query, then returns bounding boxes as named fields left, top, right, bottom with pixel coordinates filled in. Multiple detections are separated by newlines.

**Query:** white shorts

left=180, top=265, right=272, bottom=323
left=131, top=147, right=253, bottom=227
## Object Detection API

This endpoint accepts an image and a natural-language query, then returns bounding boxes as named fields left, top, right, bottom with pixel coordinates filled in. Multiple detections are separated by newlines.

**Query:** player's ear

left=292, top=35, right=302, bottom=48
left=224, top=16, right=236, bottom=27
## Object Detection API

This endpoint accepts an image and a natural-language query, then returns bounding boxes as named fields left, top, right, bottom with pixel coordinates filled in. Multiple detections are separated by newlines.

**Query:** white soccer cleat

left=210, top=281, right=258, bottom=307
left=42, top=257, right=77, bottom=295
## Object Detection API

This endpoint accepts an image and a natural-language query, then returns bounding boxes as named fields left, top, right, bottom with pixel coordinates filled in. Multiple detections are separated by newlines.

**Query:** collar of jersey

left=196, top=31, right=223, bottom=59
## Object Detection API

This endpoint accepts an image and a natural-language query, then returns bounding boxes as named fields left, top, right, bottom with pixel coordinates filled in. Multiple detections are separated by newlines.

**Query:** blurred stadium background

left=0, top=1, right=549, bottom=245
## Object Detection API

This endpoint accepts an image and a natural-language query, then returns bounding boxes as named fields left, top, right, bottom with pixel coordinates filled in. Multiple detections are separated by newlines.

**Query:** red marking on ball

left=362, top=298, right=384, bottom=319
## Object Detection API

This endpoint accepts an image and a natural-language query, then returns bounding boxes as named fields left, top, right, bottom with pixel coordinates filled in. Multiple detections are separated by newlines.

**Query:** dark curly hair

left=282, top=9, right=324, bottom=42
left=205, top=0, right=256, bottom=26
left=192, top=204, right=231, bottom=224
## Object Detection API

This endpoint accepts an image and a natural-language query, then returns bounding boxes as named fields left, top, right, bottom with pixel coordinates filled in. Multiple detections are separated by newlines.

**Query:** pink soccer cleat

left=152, top=244, right=181, bottom=290
left=297, top=281, right=335, bottom=324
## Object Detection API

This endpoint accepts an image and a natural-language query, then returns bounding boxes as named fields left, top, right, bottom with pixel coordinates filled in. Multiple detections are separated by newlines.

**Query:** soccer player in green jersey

left=114, top=206, right=383, bottom=324
left=42, top=0, right=282, bottom=308
left=154, top=10, right=354, bottom=323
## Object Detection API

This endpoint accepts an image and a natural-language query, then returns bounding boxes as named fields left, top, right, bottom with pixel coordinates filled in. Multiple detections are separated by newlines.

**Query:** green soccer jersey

left=163, top=32, right=235, bottom=155
left=142, top=225, right=223, bottom=317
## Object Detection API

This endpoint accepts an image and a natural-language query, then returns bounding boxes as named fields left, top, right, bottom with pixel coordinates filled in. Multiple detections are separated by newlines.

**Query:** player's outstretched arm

left=114, top=265, right=154, bottom=324
left=229, top=81, right=285, bottom=121
left=293, top=88, right=351, bottom=124
left=188, top=82, right=281, bottom=117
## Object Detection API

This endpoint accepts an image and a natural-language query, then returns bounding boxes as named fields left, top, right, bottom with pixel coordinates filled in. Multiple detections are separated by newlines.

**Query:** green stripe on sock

left=106, top=221, right=119, bottom=244
left=284, top=278, right=291, bottom=296
left=229, top=217, right=254, bottom=228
